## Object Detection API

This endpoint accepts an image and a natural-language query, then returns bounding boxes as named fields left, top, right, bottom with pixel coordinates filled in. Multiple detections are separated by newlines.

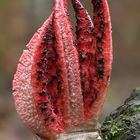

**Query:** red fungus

left=13, top=0, right=112, bottom=139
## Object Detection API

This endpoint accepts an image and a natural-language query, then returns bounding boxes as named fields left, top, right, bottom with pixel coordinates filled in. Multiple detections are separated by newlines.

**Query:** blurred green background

left=0, top=0, right=140, bottom=139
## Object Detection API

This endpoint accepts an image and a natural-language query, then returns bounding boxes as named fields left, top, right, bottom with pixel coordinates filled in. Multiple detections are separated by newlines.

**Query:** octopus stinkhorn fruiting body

left=12, top=0, right=112, bottom=139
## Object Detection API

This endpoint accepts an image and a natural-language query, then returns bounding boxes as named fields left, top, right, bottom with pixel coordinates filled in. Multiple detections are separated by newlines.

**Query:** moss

left=101, top=87, right=140, bottom=140
left=133, top=87, right=140, bottom=94
left=133, top=106, right=140, bottom=112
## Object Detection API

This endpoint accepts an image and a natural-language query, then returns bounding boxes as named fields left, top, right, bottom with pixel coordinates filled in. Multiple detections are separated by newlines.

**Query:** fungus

left=13, top=0, right=112, bottom=139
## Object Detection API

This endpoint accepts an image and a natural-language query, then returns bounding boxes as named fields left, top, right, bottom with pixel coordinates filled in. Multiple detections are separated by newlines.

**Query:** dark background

left=0, top=0, right=140, bottom=139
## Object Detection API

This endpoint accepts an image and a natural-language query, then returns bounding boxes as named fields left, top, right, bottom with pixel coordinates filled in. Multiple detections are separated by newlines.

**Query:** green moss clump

left=101, top=88, right=140, bottom=140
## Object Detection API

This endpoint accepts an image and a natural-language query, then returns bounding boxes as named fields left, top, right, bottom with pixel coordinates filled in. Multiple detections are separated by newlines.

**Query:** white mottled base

left=57, top=131, right=102, bottom=140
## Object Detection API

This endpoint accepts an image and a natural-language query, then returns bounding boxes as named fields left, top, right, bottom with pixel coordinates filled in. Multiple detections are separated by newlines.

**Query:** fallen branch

left=101, top=87, right=140, bottom=140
